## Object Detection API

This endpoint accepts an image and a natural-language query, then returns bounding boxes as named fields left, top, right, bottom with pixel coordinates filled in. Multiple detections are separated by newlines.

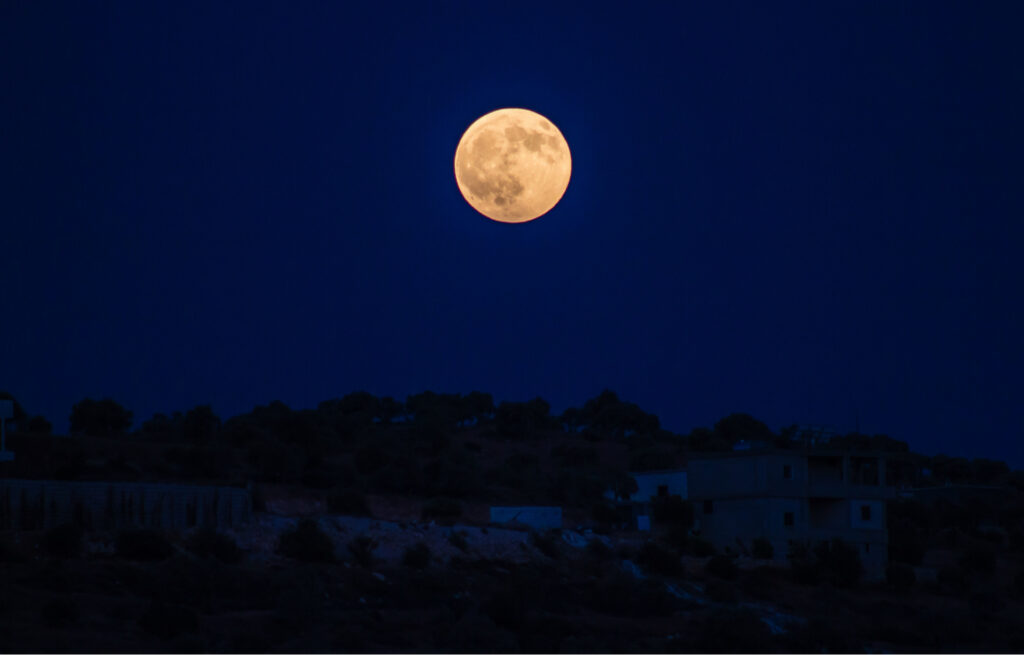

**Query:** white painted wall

left=849, top=499, right=885, bottom=530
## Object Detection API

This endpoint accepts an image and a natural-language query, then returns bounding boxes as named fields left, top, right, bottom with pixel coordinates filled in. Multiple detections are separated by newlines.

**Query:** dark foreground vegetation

left=2, top=388, right=1024, bottom=651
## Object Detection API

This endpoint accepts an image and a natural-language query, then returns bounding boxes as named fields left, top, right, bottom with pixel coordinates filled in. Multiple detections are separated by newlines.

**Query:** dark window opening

left=861, top=505, right=871, bottom=521
left=783, top=465, right=793, bottom=480
left=657, top=484, right=668, bottom=498
left=703, top=500, right=713, bottom=514
left=864, top=543, right=870, bottom=554
left=784, top=511, right=794, bottom=527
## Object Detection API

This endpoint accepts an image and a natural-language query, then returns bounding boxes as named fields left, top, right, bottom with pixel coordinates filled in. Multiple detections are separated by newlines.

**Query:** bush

left=421, top=497, right=462, bottom=522
left=695, top=608, right=774, bottom=653
left=42, top=523, right=83, bottom=559
left=531, top=530, right=561, bottom=559
left=814, top=539, right=862, bottom=588
left=752, top=537, right=774, bottom=560
left=278, top=519, right=335, bottom=563
left=40, top=598, right=79, bottom=627
left=959, top=547, right=996, bottom=575
left=138, top=601, right=199, bottom=640
left=402, top=543, right=431, bottom=569
left=326, top=488, right=371, bottom=516
left=585, top=538, right=613, bottom=560
left=886, top=562, right=916, bottom=592
left=636, top=541, right=683, bottom=578
left=188, top=528, right=242, bottom=563
left=741, top=566, right=778, bottom=601
left=347, top=535, right=378, bottom=568
left=448, top=530, right=469, bottom=552
left=651, top=495, right=694, bottom=529
left=689, top=537, right=717, bottom=557
left=707, top=554, right=738, bottom=581
left=116, top=529, right=173, bottom=561
left=937, top=564, right=969, bottom=595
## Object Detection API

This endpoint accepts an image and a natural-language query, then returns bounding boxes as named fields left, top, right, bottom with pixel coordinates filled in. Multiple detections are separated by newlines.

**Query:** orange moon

left=454, top=108, right=571, bottom=223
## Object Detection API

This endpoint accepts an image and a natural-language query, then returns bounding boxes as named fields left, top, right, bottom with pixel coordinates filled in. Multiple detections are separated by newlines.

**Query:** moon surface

left=454, top=108, right=571, bottom=223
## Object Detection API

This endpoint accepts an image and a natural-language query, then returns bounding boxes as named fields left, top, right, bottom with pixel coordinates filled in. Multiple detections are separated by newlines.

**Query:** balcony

left=807, top=479, right=896, bottom=499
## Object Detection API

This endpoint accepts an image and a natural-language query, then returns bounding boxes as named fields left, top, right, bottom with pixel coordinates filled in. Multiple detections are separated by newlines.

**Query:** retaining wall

left=0, top=478, right=252, bottom=531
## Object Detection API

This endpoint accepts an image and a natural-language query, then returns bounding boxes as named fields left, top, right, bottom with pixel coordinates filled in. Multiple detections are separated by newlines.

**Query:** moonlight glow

left=454, top=108, right=571, bottom=223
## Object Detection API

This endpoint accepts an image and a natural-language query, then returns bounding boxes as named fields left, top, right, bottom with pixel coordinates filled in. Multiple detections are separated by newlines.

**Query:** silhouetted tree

left=181, top=404, right=221, bottom=442
left=375, top=396, right=404, bottom=424
left=713, top=413, right=774, bottom=448
left=495, top=397, right=553, bottom=438
left=25, top=415, right=52, bottom=434
left=139, top=411, right=184, bottom=441
left=69, top=398, right=133, bottom=437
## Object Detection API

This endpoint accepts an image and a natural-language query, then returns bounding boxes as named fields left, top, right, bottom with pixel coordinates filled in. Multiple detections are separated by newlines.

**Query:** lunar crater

left=454, top=108, right=571, bottom=223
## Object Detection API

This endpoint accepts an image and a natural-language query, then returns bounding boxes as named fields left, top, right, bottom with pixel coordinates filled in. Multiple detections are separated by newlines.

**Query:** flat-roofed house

left=688, top=450, right=903, bottom=580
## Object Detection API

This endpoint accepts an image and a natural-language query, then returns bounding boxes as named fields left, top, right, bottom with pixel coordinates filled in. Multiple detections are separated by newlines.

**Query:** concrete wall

left=629, top=470, right=688, bottom=502
left=849, top=498, right=885, bottom=530
left=490, top=506, right=562, bottom=530
left=688, top=454, right=808, bottom=499
left=0, top=478, right=252, bottom=531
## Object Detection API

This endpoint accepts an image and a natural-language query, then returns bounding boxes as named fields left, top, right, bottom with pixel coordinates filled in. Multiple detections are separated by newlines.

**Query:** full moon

left=454, top=108, right=571, bottom=223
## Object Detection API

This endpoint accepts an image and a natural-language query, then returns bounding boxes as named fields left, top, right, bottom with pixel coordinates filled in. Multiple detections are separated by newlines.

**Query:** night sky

left=3, top=2, right=1022, bottom=465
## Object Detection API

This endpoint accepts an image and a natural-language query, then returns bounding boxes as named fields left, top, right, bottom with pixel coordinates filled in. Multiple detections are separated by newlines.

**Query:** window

left=783, top=464, right=793, bottom=480
left=657, top=484, right=668, bottom=498
left=784, top=511, right=794, bottom=527
left=861, top=505, right=871, bottom=521
left=703, top=500, right=713, bottom=514
left=864, top=543, right=870, bottom=554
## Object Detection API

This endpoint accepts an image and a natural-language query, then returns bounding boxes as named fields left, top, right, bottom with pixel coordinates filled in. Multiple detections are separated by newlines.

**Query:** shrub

left=1014, top=570, right=1024, bottom=598
left=326, top=488, right=371, bottom=516
left=636, top=541, right=683, bottom=578
left=689, top=537, right=717, bottom=557
left=937, top=564, right=969, bottom=595
left=347, top=535, right=378, bottom=568
left=531, top=530, right=561, bottom=559
left=752, top=537, right=774, bottom=560
left=138, top=601, right=199, bottom=640
left=695, top=608, right=774, bottom=653
left=42, top=523, right=83, bottom=559
left=814, top=539, right=863, bottom=588
left=188, top=528, right=242, bottom=564
left=886, top=562, right=916, bottom=592
left=421, top=497, right=462, bottom=522
left=741, top=566, right=778, bottom=601
left=402, top=543, right=431, bottom=569
left=40, top=598, right=79, bottom=627
left=651, top=495, right=694, bottom=529
left=585, top=538, right=613, bottom=560
left=448, top=530, right=469, bottom=552
left=705, top=579, right=738, bottom=602
left=959, top=547, right=996, bottom=575
left=278, top=519, right=335, bottom=563
left=116, top=529, right=173, bottom=561
left=707, top=554, right=738, bottom=581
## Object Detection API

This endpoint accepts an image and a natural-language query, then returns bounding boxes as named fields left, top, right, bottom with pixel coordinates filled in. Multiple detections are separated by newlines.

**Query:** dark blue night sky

left=3, top=2, right=1022, bottom=465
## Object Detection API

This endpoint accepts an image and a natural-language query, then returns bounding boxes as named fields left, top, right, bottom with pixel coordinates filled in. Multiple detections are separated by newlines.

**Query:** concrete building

left=687, top=450, right=900, bottom=579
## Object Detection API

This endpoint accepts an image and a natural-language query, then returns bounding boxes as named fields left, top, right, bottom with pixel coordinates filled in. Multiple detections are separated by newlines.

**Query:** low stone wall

left=0, top=478, right=252, bottom=531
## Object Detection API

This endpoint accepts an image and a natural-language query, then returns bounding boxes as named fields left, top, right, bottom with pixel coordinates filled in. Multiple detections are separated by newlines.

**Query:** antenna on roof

left=0, top=399, right=15, bottom=462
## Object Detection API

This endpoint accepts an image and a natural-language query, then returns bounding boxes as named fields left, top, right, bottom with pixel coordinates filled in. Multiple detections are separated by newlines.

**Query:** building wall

left=688, top=454, right=808, bottom=499
left=849, top=498, right=885, bottom=530
left=490, top=506, right=562, bottom=530
left=0, top=478, right=252, bottom=531
left=629, top=470, right=688, bottom=502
